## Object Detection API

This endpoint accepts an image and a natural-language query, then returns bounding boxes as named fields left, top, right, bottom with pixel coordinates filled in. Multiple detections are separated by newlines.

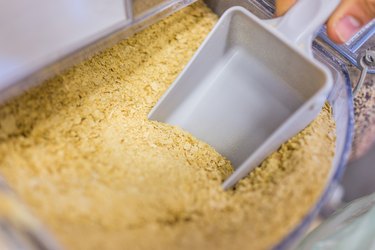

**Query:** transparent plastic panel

left=133, top=0, right=177, bottom=17
left=296, top=193, right=375, bottom=250
left=134, top=0, right=167, bottom=15
left=0, top=1, right=356, bottom=249
left=0, top=0, right=198, bottom=104
left=0, top=176, right=62, bottom=250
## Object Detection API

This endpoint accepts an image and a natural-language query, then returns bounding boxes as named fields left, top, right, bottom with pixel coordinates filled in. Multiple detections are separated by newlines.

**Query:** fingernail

left=336, top=16, right=361, bottom=42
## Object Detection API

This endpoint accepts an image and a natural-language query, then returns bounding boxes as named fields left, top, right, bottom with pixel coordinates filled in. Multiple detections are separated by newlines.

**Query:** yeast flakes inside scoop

left=0, top=2, right=335, bottom=250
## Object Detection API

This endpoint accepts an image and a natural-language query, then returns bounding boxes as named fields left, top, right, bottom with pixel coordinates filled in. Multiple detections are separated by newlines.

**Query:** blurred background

left=343, top=144, right=375, bottom=202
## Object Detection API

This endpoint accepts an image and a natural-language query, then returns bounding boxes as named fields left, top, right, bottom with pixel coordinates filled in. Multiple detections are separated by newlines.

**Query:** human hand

left=275, top=0, right=375, bottom=43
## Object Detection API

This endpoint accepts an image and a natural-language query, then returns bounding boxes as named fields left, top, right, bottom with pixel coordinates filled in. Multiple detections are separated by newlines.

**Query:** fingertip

left=325, top=0, right=374, bottom=44
left=326, top=18, right=346, bottom=44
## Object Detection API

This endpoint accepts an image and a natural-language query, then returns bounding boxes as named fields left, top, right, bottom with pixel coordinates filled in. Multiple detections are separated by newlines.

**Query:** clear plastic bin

left=1, top=0, right=368, bottom=249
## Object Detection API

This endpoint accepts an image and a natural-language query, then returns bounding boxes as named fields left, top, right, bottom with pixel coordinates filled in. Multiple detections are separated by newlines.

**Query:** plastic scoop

left=149, top=0, right=340, bottom=189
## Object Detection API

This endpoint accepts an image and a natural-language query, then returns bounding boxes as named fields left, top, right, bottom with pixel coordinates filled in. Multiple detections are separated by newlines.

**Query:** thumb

left=275, top=0, right=297, bottom=16
left=327, top=0, right=375, bottom=44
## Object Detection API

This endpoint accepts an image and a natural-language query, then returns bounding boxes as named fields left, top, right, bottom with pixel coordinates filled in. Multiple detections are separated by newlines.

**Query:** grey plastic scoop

left=149, top=0, right=340, bottom=189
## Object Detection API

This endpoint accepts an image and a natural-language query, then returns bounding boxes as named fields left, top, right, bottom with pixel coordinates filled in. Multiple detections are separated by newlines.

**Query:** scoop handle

left=267, top=0, right=340, bottom=56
